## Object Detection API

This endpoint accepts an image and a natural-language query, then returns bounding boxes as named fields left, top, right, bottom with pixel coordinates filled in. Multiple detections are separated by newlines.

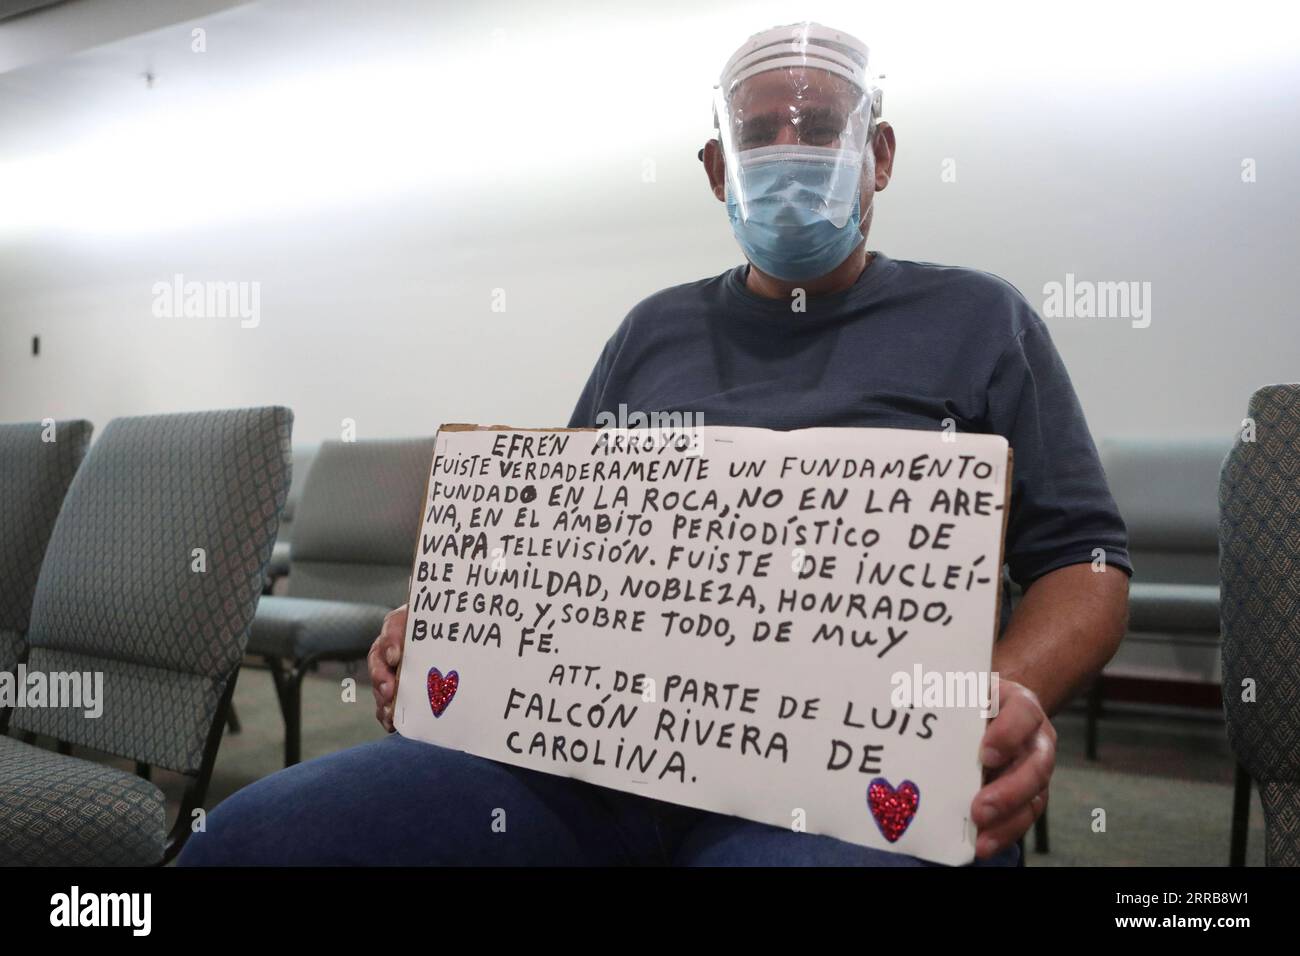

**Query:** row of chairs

left=0, top=408, right=293, bottom=865
left=0, top=409, right=439, bottom=864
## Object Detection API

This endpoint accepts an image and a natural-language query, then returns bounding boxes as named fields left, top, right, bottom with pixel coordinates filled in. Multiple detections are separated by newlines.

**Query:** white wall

left=2, top=0, right=1298, bottom=445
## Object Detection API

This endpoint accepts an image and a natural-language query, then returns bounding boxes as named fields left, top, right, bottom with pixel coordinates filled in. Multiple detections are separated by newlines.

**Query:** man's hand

left=368, top=605, right=408, bottom=732
left=970, top=678, right=1055, bottom=860
left=972, top=562, right=1127, bottom=859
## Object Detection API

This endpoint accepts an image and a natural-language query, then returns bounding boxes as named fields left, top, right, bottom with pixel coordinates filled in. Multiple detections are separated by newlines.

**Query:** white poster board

left=395, top=424, right=1011, bottom=865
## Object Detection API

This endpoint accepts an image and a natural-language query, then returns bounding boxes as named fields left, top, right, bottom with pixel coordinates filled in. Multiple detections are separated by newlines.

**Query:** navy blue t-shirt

left=568, top=252, right=1132, bottom=611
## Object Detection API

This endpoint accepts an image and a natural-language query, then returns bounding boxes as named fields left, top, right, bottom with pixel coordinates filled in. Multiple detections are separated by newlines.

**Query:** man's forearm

left=991, top=562, right=1130, bottom=716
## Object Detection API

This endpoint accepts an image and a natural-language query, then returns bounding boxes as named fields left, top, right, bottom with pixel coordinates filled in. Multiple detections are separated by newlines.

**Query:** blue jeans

left=179, top=733, right=1019, bottom=866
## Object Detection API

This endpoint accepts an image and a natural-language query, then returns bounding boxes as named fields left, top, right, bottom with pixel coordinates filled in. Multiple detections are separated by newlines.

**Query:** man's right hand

left=369, top=604, right=408, bottom=732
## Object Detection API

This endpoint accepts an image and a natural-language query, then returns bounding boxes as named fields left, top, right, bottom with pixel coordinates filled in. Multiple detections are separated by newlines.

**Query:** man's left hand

left=970, top=678, right=1056, bottom=860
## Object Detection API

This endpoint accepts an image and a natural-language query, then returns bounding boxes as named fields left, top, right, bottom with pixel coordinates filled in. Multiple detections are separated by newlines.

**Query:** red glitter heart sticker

left=426, top=667, right=459, bottom=718
left=867, top=777, right=920, bottom=843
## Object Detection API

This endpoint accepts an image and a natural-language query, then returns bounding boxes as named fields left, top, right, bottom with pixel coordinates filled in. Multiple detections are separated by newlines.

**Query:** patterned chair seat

left=248, top=595, right=391, bottom=660
left=0, top=735, right=165, bottom=866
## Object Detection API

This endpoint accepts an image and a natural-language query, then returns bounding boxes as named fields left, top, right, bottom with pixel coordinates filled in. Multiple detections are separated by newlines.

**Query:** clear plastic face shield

left=714, top=23, right=882, bottom=228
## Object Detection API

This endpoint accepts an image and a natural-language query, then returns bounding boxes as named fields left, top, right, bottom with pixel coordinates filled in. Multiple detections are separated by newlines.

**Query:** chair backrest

left=1100, top=437, right=1231, bottom=585
left=1220, top=383, right=1300, bottom=866
left=288, top=437, right=435, bottom=608
left=0, top=420, right=92, bottom=674
left=277, top=443, right=318, bottom=544
left=11, top=407, right=292, bottom=775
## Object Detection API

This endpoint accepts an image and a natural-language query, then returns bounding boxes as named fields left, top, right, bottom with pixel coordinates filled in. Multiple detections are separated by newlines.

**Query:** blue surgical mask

left=725, top=147, right=867, bottom=282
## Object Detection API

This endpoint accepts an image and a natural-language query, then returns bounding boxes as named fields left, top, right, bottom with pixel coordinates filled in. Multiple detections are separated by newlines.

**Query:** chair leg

left=1086, top=678, right=1103, bottom=761
left=226, top=703, right=242, bottom=734
left=1034, top=806, right=1049, bottom=853
left=1230, top=763, right=1251, bottom=867
left=267, top=657, right=291, bottom=720
left=136, top=761, right=151, bottom=780
left=282, top=666, right=305, bottom=768
left=56, top=740, right=71, bottom=755
left=265, top=656, right=305, bottom=767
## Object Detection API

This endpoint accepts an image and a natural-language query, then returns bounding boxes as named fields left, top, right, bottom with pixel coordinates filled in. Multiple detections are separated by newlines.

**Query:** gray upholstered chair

left=227, top=445, right=319, bottom=736
left=1089, top=438, right=1229, bottom=756
left=0, top=407, right=292, bottom=865
left=266, top=443, right=319, bottom=584
left=247, top=436, right=434, bottom=766
left=1221, top=383, right=1300, bottom=867
left=0, top=419, right=92, bottom=710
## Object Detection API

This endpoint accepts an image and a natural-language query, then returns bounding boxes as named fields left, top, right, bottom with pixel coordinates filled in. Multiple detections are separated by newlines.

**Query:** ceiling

left=0, top=1, right=66, bottom=23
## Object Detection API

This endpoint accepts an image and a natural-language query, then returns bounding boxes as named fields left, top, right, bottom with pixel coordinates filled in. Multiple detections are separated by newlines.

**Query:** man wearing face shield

left=181, top=22, right=1129, bottom=868
left=578, top=22, right=1130, bottom=864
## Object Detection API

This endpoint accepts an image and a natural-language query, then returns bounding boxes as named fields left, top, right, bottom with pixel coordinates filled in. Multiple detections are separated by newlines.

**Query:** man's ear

left=702, top=138, right=726, bottom=201
left=872, top=121, right=896, bottom=191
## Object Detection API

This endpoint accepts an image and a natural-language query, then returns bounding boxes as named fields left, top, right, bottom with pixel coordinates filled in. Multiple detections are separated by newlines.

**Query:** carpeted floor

left=125, top=664, right=1266, bottom=866
left=1035, top=708, right=1265, bottom=866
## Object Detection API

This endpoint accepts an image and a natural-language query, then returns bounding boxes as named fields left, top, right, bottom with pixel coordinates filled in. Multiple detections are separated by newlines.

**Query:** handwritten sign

left=395, top=424, right=1011, bottom=864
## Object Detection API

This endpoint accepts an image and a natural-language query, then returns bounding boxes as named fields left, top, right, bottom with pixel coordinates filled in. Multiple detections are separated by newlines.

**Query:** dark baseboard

left=1095, top=674, right=1222, bottom=710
